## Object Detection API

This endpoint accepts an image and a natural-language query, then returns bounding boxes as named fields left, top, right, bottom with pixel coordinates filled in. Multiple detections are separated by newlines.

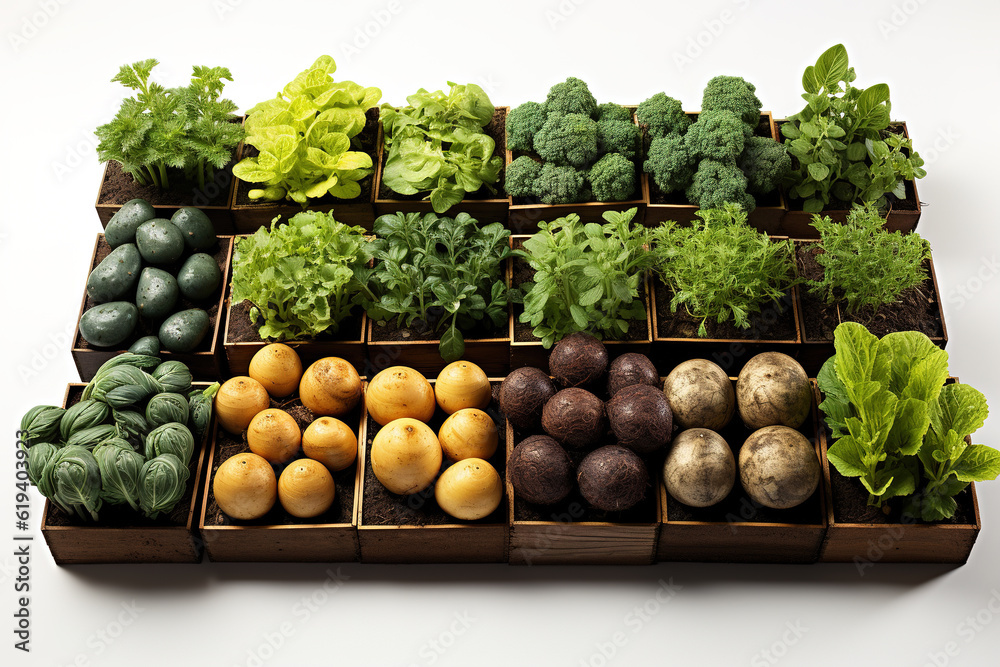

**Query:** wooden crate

left=656, top=378, right=827, bottom=563
left=71, top=235, right=233, bottom=381
left=40, top=383, right=213, bottom=565
left=198, top=392, right=366, bottom=562
left=357, top=380, right=509, bottom=563
left=373, top=107, right=510, bottom=222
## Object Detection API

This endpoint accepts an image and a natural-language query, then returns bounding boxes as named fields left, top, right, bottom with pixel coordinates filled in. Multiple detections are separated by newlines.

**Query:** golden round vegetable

left=216, top=376, right=270, bottom=434
left=302, top=417, right=358, bottom=472
left=278, top=458, right=336, bottom=518
left=435, top=458, right=503, bottom=521
left=249, top=343, right=303, bottom=398
left=367, top=366, right=435, bottom=426
left=434, top=361, right=492, bottom=414
left=299, top=357, right=362, bottom=417
left=370, top=418, right=442, bottom=494
left=247, top=409, right=301, bottom=463
left=213, top=452, right=276, bottom=520
left=438, top=408, right=498, bottom=462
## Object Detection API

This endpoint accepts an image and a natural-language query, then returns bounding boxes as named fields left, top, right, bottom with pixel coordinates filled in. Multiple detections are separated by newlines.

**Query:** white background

left=2, top=0, right=999, bottom=665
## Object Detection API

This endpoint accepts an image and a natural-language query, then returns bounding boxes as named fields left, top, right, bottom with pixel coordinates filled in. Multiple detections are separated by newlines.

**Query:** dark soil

left=361, top=383, right=507, bottom=525
left=510, top=239, right=650, bottom=344
left=74, top=237, right=229, bottom=353
left=203, top=396, right=359, bottom=527
left=377, top=107, right=507, bottom=202
left=652, top=276, right=797, bottom=341
left=233, top=108, right=379, bottom=208
left=795, top=242, right=839, bottom=343
left=369, top=315, right=505, bottom=344
left=226, top=299, right=365, bottom=345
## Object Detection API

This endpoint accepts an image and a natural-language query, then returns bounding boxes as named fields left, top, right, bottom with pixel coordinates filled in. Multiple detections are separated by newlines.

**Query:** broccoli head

left=545, top=77, right=598, bottom=118
left=534, top=163, right=588, bottom=204
left=534, top=113, right=599, bottom=169
left=507, top=101, right=548, bottom=153
left=685, top=110, right=752, bottom=162
left=505, top=155, right=543, bottom=199
left=738, top=136, right=791, bottom=196
left=700, top=75, right=762, bottom=127
left=597, top=120, right=640, bottom=161
left=686, top=159, right=755, bottom=212
left=589, top=153, right=636, bottom=202
left=597, top=102, right=632, bottom=124
left=636, top=93, right=690, bottom=140
left=644, top=134, right=696, bottom=194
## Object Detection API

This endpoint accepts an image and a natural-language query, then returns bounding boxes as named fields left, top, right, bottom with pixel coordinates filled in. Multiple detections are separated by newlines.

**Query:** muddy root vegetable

left=606, top=384, right=673, bottom=456
left=549, top=332, right=609, bottom=388
left=302, top=417, right=357, bottom=472
left=247, top=409, right=301, bottom=464
left=435, top=458, right=503, bottom=520
left=663, top=428, right=735, bottom=508
left=508, top=435, right=574, bottom=505
left=736, top=353, right=811, bottom=430
left=541, top=388, right=606, bottom=449
left=663, top=359, right=735, bottom=431
left=367, top=366, right=435, bottom=426
left=370, top=418, right=442, bottom=495
left=739, top=425, right=820, bottom=509
left=438, top=408, right=498, bottom=462
left=435, top=361, right=492, bottom=414
left=497, top=367, right=556, bottom=431
left=278, top=458, right=335, bottom=518
left=299, top=357, right=362, bottom=417
left=577, top=445, right=647, bottom=512
left=249, top=343, right=303, bottom=398
left=213, top=452, right=276, bottom=520
left=607, top=353, right=659, bottom=397
left=215, top=376, right=270, bottom=435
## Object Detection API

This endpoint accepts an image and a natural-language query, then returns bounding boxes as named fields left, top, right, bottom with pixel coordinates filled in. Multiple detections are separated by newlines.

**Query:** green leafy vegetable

left=82, top=353, right=160, bottom=401
left=151, top=361, right=193, bottom=395
left=94, top=444, right=143, bottom=511
left=66, top=424, right=118, bottom=450
left=26, top=443, right=59, bottom=487
left=138, top=454, right=191, bottom=520
left=188, top=383, right=220, bottom=438
left=145, top=394, right=191, bottom=430
left=113, top=409, right=150, bottom=441
left=60, top=400, right=110, bottom=442
left=39, top=446, right=103, bottom=521
left=91, top=366, right=163, bottom=409
left=232, top=55, right=381, bottom=205
left=19, top=406, right=65, bottom=448
left=232, top=210, right=371, bottom=341
left=144, top=423, right=196, bottom=467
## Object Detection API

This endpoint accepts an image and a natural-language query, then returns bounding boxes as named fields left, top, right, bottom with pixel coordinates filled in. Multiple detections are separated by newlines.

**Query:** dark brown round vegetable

left=606, top=353, right=659, bottom=397
left=508, top=435, right=574, bottom=505
left=577, top=445, right=647, bottom=511
left=606, top=384, right=672, bottom=456
left=497, top=367, right=557, bottom=431
left=541, top=388, right=605, bottom=449
left=548, top=332, right=608, bottom=388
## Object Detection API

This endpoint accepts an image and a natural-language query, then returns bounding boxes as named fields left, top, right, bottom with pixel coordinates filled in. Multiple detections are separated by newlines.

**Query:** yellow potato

left=249, top=343, right=303, bottom=398
left=302, top=417, right=358, bottom=472
left=278, top=458, right=335, bottom=519
left=247, top=409, right=301, bottom=464
left=370, top=418, right=442, bottom=495
left=366, top=366, right=435, bottom=426
left=435, top=458, right=503, bottom=521
left=299, top=357, right=362, bottom=417
left=438, top=408, right=498, bottom=462
left=435, top=361, right=491, bottom=414
left=213, top=452, right=276, bottom=520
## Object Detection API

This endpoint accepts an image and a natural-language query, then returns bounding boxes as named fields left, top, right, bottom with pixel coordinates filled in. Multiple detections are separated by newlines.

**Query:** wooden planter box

left=642, top=112, right=785, bottom=233
left=656, top=378, right=827, bottom=563
left=814, top=383, right=981, bottom=564
left=198, top=392, right=365, bottom=562
left=777, top=121, right=922, bottom=238
left=40, top=383, right=213, bottom=565
left=373, top=107, right=510, bottom=223
left=357, top=380, right=508, bottom=563
left=229, top=110, right=379, bottom=233
left=507, top=105, right=645, bottom=233
left=71, top=235, right=233, bottom=381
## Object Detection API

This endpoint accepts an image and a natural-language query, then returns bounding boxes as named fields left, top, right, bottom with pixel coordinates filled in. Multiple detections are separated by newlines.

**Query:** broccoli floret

left=589, top=153, right=636, bottom=202
left=685, top=110, right=752, bottom=162
left=534, top=113, right=599, bottom=169
left=686, top=160, right=755, bottom=212
left=597, top=120, right=639, bottom=161
left=507, top=101, right=548, bottom=153
left=738, top=136, right=791, bottom=196
left=636, top=93, right=690, bottom=139
left=545, top=77, right=598, bottom=118
left=644, top=134, right=696, bottom=193
left=701, top=75, right=762, bottom=127
left=534, top=163, right=588, bottom=204
left=506, top=155, right=543, bottom=199
left=597, top=102, right=632, bottom=124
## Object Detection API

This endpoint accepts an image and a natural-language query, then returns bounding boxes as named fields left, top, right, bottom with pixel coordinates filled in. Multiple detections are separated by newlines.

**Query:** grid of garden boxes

left=20, top=45, right=993, bottom=565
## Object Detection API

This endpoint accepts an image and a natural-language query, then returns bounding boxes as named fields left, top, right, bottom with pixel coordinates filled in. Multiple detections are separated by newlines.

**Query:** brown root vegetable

left=249, top=343, right=303, bottom=398
left=541, top=388, right=605, bottom=449
left=508, top=435, right=574, bottom=505
left=366, top=366, right=436, bottom=426
left=577, top=445, right=647, bottom=512
left=278, top=458, right=335, bottom=518
left=497, top=367, right=556, bottom=431
left=662, top=359, right=735, bottom=431
left=736, top=352, right=811, bottom=430
left=434, top=361, right=492, bottom=414
left=215, top=376, right=270, bottom=435
left=434, top=458, right=503, bottom=521
left=247, top=408, right=301, bottom=464
left=299, top=357, right=362, bottom=417
left=606, top=353, right=659, bottom=397
left=438, top=408, right=498, bottom=462
left=606, top=384, right=672, bottom=456
left=738, top=425, right=820, bottom=509
left=548, top=332, right=608, bottom=388
left=662, top=428, right=735, bottom=508
left=213, top=452, right=276, bottom=520
left=370, top=418, right=442, bottom=495
left=302, top=417, right=357, bottom=472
